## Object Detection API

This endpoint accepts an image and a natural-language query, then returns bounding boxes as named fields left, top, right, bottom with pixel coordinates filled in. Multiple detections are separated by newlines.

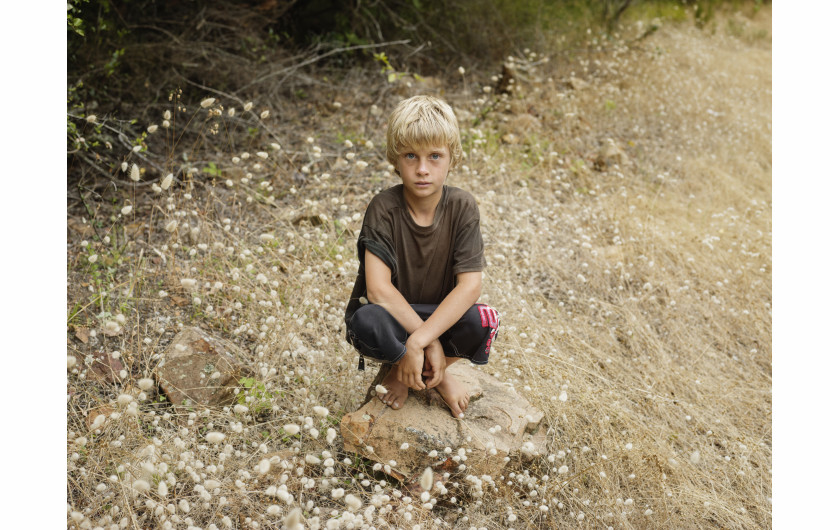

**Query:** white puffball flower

left=233, top=404, right=248, bottom=414
left=256, top=151, right=268, bottom=159
left=86, top=114, right=97, bottom=123
left=344, top=139, right=353, bottom=148
left=180, top=278, right=197, bottom=289
left=137, top=378, right=155, bottom=391
left=625, top=443, right=633, bottom=450
left=267, top=505, right=281, bottom=515
left=458, top=66, right=466, bottom=75
left=205, top=432, right=225, bottom=444
left=157, top=481, right=168, bottom=496
left=260, top=110, right=270, bottom=119
left=313, top=406, right=329, bottom=418
left=375, top=385, right=387, bottom=394
left=88, top=254, right=98, bottom=264
left=326, top=428, right=337, bottom=444
left=165, top=220, right=178, bottom=232
left=428, top=450, right=438, bottom=458
left=420, top=491, right=430, bottom=502
left=331, top=488, right=345, bottom=499
left=179, top=499, right=190, bottom=513
left=284, top=508, right=303, bottom=528
left=690, top=451, right=701, bottom=464
left=244, top=102, right=254, bottom=112
left=283, top=424, right=300, bottom=436
left=420, top=467, right=433, bottom=491
left=345, top=494, right=362, bottom=511
left=163, top=110, right=171, bottom=120
left=130, top=164, right=140, bottom=181
left=133, top=479, right=151, bottom=493
left=91, top=415, right=105, bottom=430
left=116, top=394, right=134, bottom=407
left=200, top=97, right=216, bottom=108
left=161, top=173, right=174, bottom=190
left=67, top=356, right=77, bottom=369
left=147, top=124, right=159, bottom=134
left=400, top=443, right=410, bottom=451
left=259, top=233, right=274, bottom=242
left=121, top=205, right=132, bottom=215
left=258, top=458, right=271, bottom=474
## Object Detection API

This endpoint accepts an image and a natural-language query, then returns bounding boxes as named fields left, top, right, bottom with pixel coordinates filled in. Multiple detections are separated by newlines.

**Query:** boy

left=344, top=95, right=500, bottom=419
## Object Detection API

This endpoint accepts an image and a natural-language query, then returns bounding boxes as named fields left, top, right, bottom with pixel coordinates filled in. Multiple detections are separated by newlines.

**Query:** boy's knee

left=466, top=303, right=500, bottom=331
left=351, top=303, right=390, bottom=333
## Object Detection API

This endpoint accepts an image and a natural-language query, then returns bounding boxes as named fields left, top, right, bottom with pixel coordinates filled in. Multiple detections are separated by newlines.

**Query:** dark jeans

left=347, top=303, right=500, bottom=369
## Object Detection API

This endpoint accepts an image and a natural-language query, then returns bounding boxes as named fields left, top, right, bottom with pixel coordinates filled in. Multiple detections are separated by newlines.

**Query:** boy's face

left=396, top=144, right=451, bottom=202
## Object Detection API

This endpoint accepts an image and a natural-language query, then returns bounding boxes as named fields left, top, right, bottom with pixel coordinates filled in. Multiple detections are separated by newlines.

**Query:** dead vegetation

left=66, top=6, right=771, bottom=529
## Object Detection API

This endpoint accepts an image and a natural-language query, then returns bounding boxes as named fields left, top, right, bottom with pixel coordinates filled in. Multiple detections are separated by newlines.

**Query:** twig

left=236, top=40, right=411, bottom=93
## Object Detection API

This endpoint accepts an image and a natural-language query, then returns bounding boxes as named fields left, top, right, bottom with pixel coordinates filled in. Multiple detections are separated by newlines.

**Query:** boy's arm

left=406, top=269, right=481, bottom=389
left=364, top=250, right=432, bottom=390
left=365, top=249, right=482, bottom=389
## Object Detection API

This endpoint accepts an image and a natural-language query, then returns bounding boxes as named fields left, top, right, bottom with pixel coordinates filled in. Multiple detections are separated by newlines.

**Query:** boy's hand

left=397, top=336, right=426, bottom=390
left=422, top=339, right=446, bottom=389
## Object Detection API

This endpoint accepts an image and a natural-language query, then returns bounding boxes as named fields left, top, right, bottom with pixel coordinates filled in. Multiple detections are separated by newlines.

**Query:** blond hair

left=386, top=95, right=463, bottom=175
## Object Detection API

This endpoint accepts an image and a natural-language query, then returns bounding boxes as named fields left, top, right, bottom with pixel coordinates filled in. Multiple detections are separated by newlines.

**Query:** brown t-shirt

left=344, top=184, right=485, bottom=338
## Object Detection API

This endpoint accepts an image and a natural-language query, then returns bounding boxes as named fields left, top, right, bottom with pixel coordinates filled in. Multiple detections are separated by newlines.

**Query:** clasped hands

left=396, top=334, right=445, bottom=391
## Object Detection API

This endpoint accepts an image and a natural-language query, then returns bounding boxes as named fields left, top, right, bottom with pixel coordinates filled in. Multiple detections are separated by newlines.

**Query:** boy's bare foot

left=379, top=367, right=409, bottom=410
left=435, top=371, right=471, bottom=418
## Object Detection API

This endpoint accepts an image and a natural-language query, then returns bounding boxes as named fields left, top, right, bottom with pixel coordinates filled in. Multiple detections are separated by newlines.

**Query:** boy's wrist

left=407, top=330, right=432, bottom=349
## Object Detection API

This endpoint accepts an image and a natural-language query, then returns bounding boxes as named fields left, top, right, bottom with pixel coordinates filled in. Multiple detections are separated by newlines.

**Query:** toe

left=391, top=399, right=402, bottom=410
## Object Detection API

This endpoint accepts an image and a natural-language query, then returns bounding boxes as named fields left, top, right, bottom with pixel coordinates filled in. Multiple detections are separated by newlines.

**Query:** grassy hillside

left=66, top=6, right=771, bottom=529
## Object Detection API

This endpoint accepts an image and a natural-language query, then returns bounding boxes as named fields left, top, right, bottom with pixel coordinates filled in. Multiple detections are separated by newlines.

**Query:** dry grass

left=66, top=8, right=771, bottom=529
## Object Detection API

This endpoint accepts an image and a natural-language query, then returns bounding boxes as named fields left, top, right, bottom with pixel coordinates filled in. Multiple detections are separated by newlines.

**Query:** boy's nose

left=417, top=159, right=429, bottom=175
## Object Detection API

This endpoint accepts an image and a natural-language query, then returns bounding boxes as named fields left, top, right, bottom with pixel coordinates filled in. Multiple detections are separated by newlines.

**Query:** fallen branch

left=236, top=39, right=410, bottom=94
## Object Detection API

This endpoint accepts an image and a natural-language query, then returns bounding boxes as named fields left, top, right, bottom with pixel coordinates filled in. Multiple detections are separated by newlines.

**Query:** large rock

left=155, top=327, right=251, bottom=408
left=340, top=363, right=547, bottom=481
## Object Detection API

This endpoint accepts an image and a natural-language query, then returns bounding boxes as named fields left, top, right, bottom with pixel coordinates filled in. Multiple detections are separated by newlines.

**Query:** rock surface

left=340, top=362, right=547, bottom=481
left=595, top=138, right=630, bottom=171
left=155, top=327, right=250, bottom=408
left=69, top=349, right=125, bottom=384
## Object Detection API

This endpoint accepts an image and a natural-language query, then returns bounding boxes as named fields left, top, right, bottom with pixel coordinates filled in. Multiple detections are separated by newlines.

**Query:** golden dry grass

left=66, top=8, right=771, bottom=529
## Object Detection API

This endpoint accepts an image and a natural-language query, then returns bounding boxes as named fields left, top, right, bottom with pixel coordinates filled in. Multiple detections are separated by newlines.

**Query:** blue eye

left=405, top=153, right=416, bottom=159
left=430, top=153, right=441, bottom=160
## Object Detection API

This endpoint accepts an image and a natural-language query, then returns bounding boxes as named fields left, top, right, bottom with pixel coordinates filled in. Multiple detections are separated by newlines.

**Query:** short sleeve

left=356, top=193, right=398, bottom=275
left=452, top=218, right=485, bottom=275
left=357, top=224, right=397, bottom=274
